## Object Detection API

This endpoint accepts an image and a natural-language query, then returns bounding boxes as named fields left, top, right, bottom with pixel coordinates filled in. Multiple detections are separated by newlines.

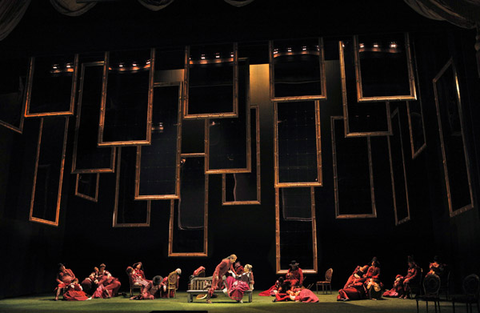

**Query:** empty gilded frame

left=25, top=54, right=79, bottom=117
left=72, top=61, right=116, bottom=173
left=406, top=100, right=427, bottom=159
left=75, top=173, right=100, bottom=202
left=184, top=43, right=238, bottom=119
left=269, top=38, right=327, bottom=101
left=339, top=40, right=393, bottom=137
left=331, top=116, right=377, bottom=219
left=388, top=108, right=410, bottom=225
left=275, top=187, right=318, bottom=274
left=354, top=33, right=417, bottom=102
left=29, top=117, right=69, bottom=226
left=113, top=147, right=151, bottom=227
left=433, top=58, right=474, bottom=217
left=135, top=82, right=183, bottom=200
left=98, top=49, right=155, bottom=146
left=0, top=55, right=28, bottom=133
left=274, top=100, right=322, bottom=188
left=168, top=156, right=208, bottom=257
left=222, top=106, right=261, bottom=205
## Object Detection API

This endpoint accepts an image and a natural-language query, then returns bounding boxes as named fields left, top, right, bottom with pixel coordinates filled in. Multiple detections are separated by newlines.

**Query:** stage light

left=215, top=52, right=220, bottom=59
left=287, top=47, right=292, bottom=53
left=373, top=43, right=379, bottom=48
left=201, top=54, right=206, bottom=60
left=390, top=42, right=397, bottom=49
left=302, top=45, right=307, bottom=51
left=359, top=43, right=365, bottom=49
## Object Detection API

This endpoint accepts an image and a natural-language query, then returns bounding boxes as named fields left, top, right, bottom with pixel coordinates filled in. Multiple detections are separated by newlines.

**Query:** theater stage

left=0, top=291, right=466, bottom=313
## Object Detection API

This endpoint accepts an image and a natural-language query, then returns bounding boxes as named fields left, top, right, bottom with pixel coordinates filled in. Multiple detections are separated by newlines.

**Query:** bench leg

left=248, top=292, right=252, bottom=303
left=188, top=294, right=193, bottom=303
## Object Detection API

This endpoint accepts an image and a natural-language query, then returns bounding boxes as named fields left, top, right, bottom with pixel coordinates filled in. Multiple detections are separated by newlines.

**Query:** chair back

left=168, top=272, right=178, bottom=288
left=463, top=274, right=480, bottom=296
left=325, top=268, right=333, bottom=282
left=423, top=274, right=441, bottom=296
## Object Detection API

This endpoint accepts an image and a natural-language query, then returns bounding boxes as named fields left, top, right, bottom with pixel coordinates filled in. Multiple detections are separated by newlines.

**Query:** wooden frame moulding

left=183, top=43, right=238, bottom=119
left=0, top=57, right=26, bottom=133
left=275, top=187, right=318, bottom=274
left=134, top=81, right=183, bottom=200
left=72, top=61, right=116, bottom=174
left=112, top=147, right=151, bottom=227
left=74, top=173, right=100, bottom=202
left=168, top=154, right=208, bottom=257
left=354, top=33, right=417, bottom=102
left=269, top=38, right=327, bottom=101
left=29, top=117, right=69, bottom=226
left=331, top=116, right=377, bottom=219
left=222, top=106, right=261, bottom=205
left=388, top=108, right=411, bottom=225
left=274, top=100, right=322, bottom=188
left=25, top=54, right=79, bottom=117
left=98, top=49, right=155, bottom=147
left=433, top=58, right=474, bottom=217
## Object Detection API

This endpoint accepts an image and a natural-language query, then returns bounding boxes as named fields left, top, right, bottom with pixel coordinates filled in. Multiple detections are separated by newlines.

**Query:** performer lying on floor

left=259, top=260, right=303, bottom=296
left=273, top=286, right=319, bottom=303
left=337, top=265, right=369, bottom=301
left=130, top=275, right=164, bottom=300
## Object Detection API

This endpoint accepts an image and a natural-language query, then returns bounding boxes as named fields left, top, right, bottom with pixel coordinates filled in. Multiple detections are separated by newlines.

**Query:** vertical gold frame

left=274, top=100, right=322, bottom=188
left=134, top=81, right=183, bottom=200
left=388, top=108, right=411, bottom=225
left=269, top=38, right=327, bottom=101
left=339, top=41, right=393, bottom=137
left=112, top=147, right=151, bottom=227
left=29, top=117, right=69, bottom=226
left=433, top=58, right=474, bottom=217
left=74, top=173, right=100, bottom=202
left=25, top=55, right=79, bottom=117
left=331, top=116, right=377, bottom=219
left=275, top=187, right=318, bottom=274
left=222, top=106, right=261, bottom=205
left=168, top=154, right=208, bottom=257
left=183, top=43, right=238, bottom=119
left=406, top=100, right=427, bottom=159
left=72, top=61, right=116, bottom=174
left=98, top=49, right=155, bottom=146
left=354, top=33, right=417, bottom=102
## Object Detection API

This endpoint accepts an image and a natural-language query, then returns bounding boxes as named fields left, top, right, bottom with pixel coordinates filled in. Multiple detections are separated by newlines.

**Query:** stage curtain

left=137, top=0, right=175, bottom=11
left=50, top=0, right=96, bottom=17
left=0, top=0, right=31, bottom=41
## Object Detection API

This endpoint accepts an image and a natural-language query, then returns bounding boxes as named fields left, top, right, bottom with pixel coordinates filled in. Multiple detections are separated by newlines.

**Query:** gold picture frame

left=74, top=173, right=100, bottom=202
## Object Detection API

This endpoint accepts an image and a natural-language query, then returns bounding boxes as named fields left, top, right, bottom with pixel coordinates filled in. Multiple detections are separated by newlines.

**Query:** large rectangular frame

left=274, top=100, right=322, bottom=188
left=331, top=116, right=377, bottom=219
left=29, top=117, right=69, bottom=226
left=134, top=81, right=183, bottom=200
left=275, top=187, right=318, bottom=274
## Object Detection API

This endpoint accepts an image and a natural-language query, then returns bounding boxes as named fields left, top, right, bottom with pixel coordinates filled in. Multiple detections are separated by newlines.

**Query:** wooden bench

left=186, top=276, right=252, bottom=303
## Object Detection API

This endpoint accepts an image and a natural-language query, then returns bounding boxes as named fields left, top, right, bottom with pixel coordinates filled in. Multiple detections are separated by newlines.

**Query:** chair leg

left=316, top=283, right=318, bottom=294
left=416, top=298, right=420, bottom=313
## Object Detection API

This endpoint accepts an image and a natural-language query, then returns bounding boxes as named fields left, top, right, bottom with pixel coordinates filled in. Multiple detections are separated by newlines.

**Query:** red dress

left=208, top=259, right=234, bottom=297
left=285, top=268, right=304, bottom=286
left=94, top=271, right=121, bottom=298
left=63, top=283, right=89, bottom=301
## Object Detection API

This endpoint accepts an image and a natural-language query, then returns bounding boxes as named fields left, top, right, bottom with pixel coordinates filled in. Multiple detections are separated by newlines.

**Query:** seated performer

left=234, top=261, right=244, bottom=275
left=383, top=256, right=419, bottom=299
left=285, top=260, right=304, bottom=287
left=62, top=282, right=90, bottom=301
left=126, top=265, right=150, bottom=292
left=337, top=265, right=369, bottom=301
left=226, top=264, right=254, bottom=303
left=55, top=263, right=79, bottom=300
left=427, top=255, right=446, bottom=278
left=133, top=262, right=146, bottom=279
left=205, top=254, right=237, bottom=303
left=365, top=257, right=382, bottom=299
left=130, top=275, right=164, bottom=300
left=80, top=267, right=99, bottom=296
left=92, top=264, right=121, bottom=298
left=161, top=268, right=181, bottom=298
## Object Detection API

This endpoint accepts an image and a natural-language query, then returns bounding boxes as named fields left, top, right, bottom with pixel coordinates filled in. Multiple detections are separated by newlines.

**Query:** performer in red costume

left=337, top=265, right=369, bottom=301
left=285, top=260, right=304, bottom=287
left=365, top=257, right=382, bottom=299
left=130, top=275, right=164, bottom=300
left=225, top=264, right=254, bottom=302
left=55, top=263, right=76, bottom=300
left=427, top=255, right=446, bottom=278
left=80, top=267, right=98, bottom=295
left=234, top=261, right=244, bottom=275
left=92, top=264, right=121, bottom=298
left=161, top=268, right=181, bottom=298
left=384, top=256, right=419, bottom=298
left=205, top=254, right=237, bottom=303
left=133, top=262, right=146, bottom=279
left=62, top=282, right=90, bottom=301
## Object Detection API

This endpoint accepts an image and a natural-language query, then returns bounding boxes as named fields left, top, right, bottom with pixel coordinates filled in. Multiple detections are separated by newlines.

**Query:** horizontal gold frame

left=72, top=61, right=116, bottom=174
left=275, top=187, right=318, bottom=275
left=183, top=43, right=238, bottom=119
left=274, top=100, right=322, bottom=188
left=134, top=82, right=183, bottom=200
left=269, top=38, right=327, bottom=101
left=331, top=116, right=377, bottom=219
left=29, top=117, right=69, bottom=226
left=168, top=155, right=208, bottom=257
left=25, top=55, right=79, bottom=117
left=98, top=49, right=155, bottom=147
left=433, top=58, right=474, bottom=217
left=112, top=147, right=151, bottom=227
left=388, top=108, right=411, bottom=225
left=222, top=106, right=261, bottom=205
left=354, top=33, right=417, bottom=102
left=74, top=173, right=99, bottom=202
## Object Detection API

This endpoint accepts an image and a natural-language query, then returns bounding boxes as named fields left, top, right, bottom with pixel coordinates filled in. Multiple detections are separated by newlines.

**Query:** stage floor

left=0, top=291, right=467, bottom=313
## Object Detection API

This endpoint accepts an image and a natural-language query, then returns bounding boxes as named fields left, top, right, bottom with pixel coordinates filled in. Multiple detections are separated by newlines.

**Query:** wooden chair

left=451, top=274, right=480, bottom=313
left=316, top=268, right=333, bottom=294
left=167, top=272, right=178, bottom=298
left=416, top=274, right=442, bottom=313
left=126, top=270, right=142, bottom=297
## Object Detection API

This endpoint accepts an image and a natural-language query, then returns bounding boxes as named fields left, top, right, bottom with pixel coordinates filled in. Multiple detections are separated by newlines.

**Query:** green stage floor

left=0, top=291, right=467, bottom=313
